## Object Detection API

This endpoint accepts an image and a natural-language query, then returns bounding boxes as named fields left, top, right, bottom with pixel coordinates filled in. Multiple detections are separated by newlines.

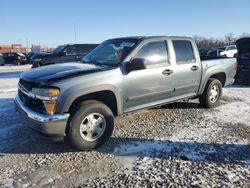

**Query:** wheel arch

left=57, top=85, right=122, bottom=117
left=199, top=72, right=226, bottom=95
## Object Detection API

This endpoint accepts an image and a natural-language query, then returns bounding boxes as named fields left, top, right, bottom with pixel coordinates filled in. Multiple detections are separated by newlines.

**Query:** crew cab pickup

left=15, top=36, right=237, bottom=150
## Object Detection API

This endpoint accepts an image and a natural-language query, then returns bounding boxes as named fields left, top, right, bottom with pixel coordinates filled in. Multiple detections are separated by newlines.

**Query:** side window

left=65, top=46, right=76, bottom=55
left=173, top=40, right=195, bottom=64
left=77, top=45, right=90, bottom=54
left=134, top=41, right=168, bottom=67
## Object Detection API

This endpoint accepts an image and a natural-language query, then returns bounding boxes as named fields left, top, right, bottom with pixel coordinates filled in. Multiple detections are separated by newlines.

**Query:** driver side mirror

left=126, top=58, right=146, bottom=73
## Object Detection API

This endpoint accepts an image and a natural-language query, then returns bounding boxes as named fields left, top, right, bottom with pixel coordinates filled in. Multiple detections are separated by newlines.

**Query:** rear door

left=170, top=39, right=202, bottom=97
left=123, top=40, right=175, bottom=112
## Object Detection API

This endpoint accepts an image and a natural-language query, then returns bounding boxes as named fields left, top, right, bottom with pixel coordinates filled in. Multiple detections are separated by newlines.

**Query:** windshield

left=81, top=39, right=139, bottom=66
left=51, top=45, right=65, bottom=54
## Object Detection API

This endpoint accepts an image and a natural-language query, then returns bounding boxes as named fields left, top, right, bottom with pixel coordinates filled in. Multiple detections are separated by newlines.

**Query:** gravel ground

left=0, top=68, right=249, bottom=187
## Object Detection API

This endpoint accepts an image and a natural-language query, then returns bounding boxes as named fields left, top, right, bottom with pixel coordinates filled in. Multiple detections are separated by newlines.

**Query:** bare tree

left=239, top=32, right=250, bottom=38
left=193, top=33, right=250, bottom=49
left=224, top=33, right=236, bottom=45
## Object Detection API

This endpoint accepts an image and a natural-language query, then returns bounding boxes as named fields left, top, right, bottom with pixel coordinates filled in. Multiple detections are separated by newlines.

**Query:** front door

left=123, top=40, right=175, bottom=113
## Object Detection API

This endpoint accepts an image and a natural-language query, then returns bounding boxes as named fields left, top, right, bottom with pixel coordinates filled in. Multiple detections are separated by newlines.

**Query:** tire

left=14, top=60, right=21, bottom=66
left=199, top=78, right=222, bottom=108
left=68, top=100, right=114, bottom=151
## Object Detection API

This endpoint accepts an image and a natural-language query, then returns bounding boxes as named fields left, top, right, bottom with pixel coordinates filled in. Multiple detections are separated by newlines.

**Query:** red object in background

left=12, top=44, right=22, bottom=49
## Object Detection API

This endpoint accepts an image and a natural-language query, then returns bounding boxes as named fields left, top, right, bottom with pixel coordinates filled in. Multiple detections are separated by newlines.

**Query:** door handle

left=191, top=65, right=199, bottom=71
left=162, top=69, right=173, bottom=75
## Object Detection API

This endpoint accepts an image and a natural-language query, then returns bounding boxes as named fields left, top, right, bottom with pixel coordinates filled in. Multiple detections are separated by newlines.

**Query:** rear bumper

left=15, top=95, right=70, bottom=138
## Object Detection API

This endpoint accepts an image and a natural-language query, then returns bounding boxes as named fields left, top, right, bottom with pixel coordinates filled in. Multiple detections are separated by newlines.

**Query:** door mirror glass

left=126, top=58, right=146, bottom=73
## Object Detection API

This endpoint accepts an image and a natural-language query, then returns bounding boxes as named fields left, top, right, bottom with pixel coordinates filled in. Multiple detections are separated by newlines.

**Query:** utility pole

left=74, top=24, right=77, bottom=43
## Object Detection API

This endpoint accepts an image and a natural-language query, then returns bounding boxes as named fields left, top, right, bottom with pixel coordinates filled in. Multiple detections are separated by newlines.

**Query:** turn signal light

left=44, top=101, right=56, bottom=115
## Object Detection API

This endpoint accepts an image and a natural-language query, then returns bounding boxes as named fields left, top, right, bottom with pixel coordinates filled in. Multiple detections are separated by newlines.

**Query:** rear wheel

left=68, top=100, right=114, bottom=150
left=199, top=78, right=222, bottom=108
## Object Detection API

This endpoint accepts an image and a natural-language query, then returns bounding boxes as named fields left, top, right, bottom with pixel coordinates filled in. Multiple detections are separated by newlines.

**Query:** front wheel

left=68, top=100, right=114, bottom=150
left=199, top=78, right=222, bottom=108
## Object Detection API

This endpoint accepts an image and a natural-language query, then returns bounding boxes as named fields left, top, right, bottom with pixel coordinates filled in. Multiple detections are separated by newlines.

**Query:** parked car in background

left=15, top=36, right=237, bottom=150
left=31, top=44, right=98, bottom=68
left=199, top=48, right=223, bottom=57
left=0, top=53, right=5, bottom=66
left=3, top=52, right=27, bottom=65
left=207, top=48, right=223, bottom=56
left=199, top=48, right=210, bottom=56
left=219, top=45, right=238, bottom=57
left=235, top=37, right=250, bottom=85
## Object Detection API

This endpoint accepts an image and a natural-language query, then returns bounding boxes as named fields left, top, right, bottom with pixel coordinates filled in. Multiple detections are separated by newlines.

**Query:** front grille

left=18, top=80, right=47, bottom=114
left=19, top=79, right=34, bottom=91
left=18, top=89, right=30, bottom=105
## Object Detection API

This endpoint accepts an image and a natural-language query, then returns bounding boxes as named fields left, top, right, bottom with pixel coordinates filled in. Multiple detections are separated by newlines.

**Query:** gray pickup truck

left=15, top=36, right=237, bottom=150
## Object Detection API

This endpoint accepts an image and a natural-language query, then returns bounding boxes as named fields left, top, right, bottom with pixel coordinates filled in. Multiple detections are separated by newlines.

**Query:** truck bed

left=200, top=56, right=230, bottom=61
left=198, top=56, right=237, bottom=95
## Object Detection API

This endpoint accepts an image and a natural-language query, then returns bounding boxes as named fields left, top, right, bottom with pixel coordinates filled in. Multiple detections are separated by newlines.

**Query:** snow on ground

left=204, top=87, right=250, bottom=126
left=0, top=69, right=27, bottom=152
left=0, top=65, right=30, bottom=92
left=0, top=64, right=31, bottom=73
left=113, top=87, right=250, bottom=179
left=0, top=175, right=14, bottom=188
left=0, top=69, right=249, bottom=187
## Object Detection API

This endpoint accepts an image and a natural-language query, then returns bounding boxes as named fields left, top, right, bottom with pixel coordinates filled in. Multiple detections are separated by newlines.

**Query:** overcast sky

left=1, top=0, right=250, bottom=46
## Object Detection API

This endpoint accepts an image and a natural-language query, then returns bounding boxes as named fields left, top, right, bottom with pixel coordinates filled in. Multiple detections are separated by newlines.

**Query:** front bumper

left=15, top=95, right=70, bottom=138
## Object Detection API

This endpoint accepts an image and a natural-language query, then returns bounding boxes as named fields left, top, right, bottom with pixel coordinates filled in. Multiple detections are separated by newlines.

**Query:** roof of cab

left=108, top=36, right=192, bottom=41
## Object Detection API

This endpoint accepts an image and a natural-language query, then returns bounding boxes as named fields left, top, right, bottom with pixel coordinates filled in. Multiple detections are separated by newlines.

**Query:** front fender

left=56, top=84, right=122, bottom=115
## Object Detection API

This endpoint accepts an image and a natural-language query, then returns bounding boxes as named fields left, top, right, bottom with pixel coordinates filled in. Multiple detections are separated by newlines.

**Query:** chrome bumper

left=15, top=95, right=69, bottom=123
left=15, top=95, right=70, bottom=137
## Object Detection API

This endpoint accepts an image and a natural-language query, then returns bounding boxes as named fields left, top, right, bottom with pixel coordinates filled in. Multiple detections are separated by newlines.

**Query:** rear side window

left=173, top=40, right=195, bottom=64
left=135, top=41, right=168, bottom=67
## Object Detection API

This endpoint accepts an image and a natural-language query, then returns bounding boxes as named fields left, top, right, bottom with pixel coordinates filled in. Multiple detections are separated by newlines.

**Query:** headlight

left=31, top=88, right=60, bottom=115
left=31, top=88, right=59, bottom=100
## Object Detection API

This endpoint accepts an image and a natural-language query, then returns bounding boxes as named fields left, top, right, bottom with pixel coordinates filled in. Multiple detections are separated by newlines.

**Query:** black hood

left=32, top=52, right=57, bottom=59
left=20, top=62, right=113, bottom=84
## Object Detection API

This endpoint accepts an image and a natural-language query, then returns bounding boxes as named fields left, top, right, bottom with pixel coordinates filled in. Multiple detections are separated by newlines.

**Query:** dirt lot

left=0, top=66, right=249, bottom=187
